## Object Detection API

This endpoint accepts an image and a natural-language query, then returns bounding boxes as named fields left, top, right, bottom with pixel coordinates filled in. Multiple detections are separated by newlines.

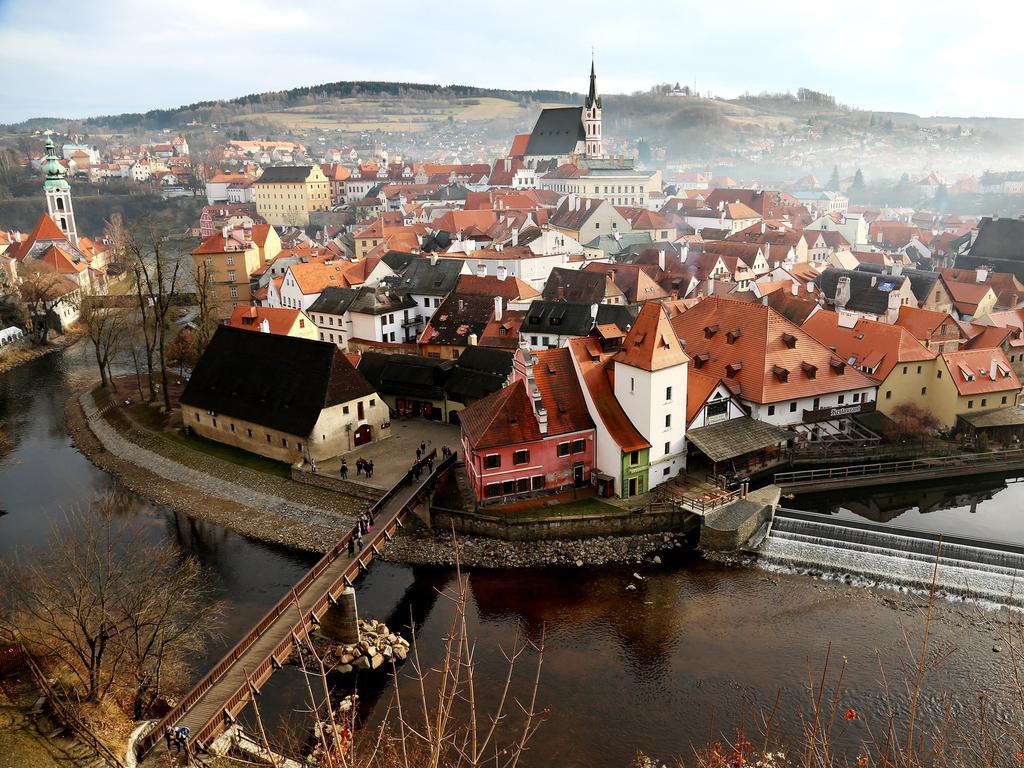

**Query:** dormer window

left=830, top=358, right=846, bottom=374
left=781, top=333, right=797, bottom=349
left=801, top=361, right=817, bottom=379
left=704, top=324, right=719, bottom=339
left=726, top=329, right=742, bottom=344
left=725, top=362, right=743, bottom=378
left=693, top=352, right=710, bottom=369
left=772, top=364, right=789, bottom=383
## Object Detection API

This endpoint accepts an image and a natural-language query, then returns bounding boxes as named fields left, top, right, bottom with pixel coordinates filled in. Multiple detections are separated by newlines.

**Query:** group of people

left=164, top=725, right=191, bottom=754
left=346, top=511, right=375, bottom=555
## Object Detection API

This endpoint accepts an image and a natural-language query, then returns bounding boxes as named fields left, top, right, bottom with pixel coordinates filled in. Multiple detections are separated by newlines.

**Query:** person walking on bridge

left=348, top=531, right=356, bottom=556
left=340, top=459, right=348, bottom=480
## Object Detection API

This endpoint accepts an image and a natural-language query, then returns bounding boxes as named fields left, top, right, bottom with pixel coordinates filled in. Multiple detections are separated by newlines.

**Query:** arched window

left=56, top=198, right=65, bottom=211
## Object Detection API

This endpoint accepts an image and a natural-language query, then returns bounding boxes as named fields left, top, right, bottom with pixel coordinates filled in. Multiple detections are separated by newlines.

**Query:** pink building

left=459, top=347, right=595, bottom=503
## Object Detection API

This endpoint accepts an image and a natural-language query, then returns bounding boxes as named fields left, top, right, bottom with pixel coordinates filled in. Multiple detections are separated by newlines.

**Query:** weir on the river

left=135, top=449, right=457, bottom=760
left=758, top=508, right=1024, bottom=603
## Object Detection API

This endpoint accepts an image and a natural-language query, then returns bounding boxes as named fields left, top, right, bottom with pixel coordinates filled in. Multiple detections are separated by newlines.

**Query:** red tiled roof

left=686, top=370, right=723, bottom=422
left=940, top=349, right=1021, bottom=396
left=669, top=296, right=877, bottom=404
left=617, top=302, right=689, bottom=372
left=455, top=274, right=539, bottom=301
left=459, top=379, right=541, bottom=450
left=802, top=310, right=935, bottom=381
left=568, top=337, right=649, bottom=452
left=226, top=306, right=308, bottom=336
left=894, top=305, right=966, bottom=342
left=531, top=348, right=594, bottom=436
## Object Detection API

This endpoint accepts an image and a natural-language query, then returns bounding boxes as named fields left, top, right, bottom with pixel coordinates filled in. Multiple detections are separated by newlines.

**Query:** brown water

left=0, top=346, right=1016, bottom=766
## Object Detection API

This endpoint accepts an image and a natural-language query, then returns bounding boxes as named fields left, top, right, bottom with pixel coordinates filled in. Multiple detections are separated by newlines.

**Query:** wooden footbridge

left=774, top=447, right=1024, bottom=493
left=136, top=450, right=456, bottom=759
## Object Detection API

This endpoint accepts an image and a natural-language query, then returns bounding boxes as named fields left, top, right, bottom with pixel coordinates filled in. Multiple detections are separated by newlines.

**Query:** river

left=0, top=345, right=1018, bottom=767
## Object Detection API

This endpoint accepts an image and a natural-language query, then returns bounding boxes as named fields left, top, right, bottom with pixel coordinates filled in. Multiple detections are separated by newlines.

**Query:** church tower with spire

left=584, top=58, right=603, bottom=159
left=42, top=136, right=78, bottom=246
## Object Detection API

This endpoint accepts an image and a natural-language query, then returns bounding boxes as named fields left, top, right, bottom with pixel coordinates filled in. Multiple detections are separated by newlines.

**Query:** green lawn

left=163, top=430, right=292, bottom=478
left=498, top=497, right=625, bottom=522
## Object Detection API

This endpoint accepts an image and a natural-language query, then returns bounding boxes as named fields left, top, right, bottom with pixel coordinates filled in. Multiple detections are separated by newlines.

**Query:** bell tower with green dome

left=42, top=136, right=78, bottom=246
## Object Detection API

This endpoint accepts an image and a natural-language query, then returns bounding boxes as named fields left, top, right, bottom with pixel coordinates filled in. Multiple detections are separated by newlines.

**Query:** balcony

left=802, top=400, right=875, bottom=423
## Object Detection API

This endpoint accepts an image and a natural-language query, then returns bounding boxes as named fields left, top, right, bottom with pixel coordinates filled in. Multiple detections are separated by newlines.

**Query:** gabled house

left=180, top=326, right=390, bottom=463
left=520, top=300, right=634, bottom=350
left=932, top=349, right=1022, bottom=428
left=225, top=306, right=317, bottom=340
left=802, top=310, right=937, bottom=417
left=669, top=297, right=878, bottom=438
left=893, top=305, right=969, bottom=353
left=568, top=302, right=690, bottom=498
left=459, top=348, right=596, bottom=504
left=816, top=267, right=917, bottom=323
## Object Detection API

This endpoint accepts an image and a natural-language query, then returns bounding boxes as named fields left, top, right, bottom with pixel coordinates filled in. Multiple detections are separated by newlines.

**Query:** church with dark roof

left=523, top=60, right=603, bottom=167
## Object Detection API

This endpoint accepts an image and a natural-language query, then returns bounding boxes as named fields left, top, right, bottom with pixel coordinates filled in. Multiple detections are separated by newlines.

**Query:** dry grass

left=226, top=96, right=570, bottom=131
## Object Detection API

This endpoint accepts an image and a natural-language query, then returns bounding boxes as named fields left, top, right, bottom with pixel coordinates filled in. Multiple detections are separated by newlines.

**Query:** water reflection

left=791, top=473, right=1024, bottom=543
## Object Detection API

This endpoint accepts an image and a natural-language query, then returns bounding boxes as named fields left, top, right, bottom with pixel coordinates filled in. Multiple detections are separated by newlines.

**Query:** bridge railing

left=774, top=447, right=1024, bottom=485
left=138, top=449, right=452, bottom=757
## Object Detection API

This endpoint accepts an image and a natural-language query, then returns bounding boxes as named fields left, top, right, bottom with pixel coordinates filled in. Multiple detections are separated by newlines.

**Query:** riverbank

left=380, top=517, right=689, bottom=567
left=0, top=329, right=84, bottom=376
left=65, top=383, right=367, bottom=553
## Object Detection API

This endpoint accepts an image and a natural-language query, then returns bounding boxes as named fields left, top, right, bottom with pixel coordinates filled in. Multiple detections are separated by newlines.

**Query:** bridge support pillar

left=320, top=587, right=360, bottom=644
left=411, top=495, right=432, bottom=527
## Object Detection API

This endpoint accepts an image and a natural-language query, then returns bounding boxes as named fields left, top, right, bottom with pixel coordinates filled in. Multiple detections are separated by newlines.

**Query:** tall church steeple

left=42, top=136, right=78, bottom=246
left=584, top=57, right=603, bottom=159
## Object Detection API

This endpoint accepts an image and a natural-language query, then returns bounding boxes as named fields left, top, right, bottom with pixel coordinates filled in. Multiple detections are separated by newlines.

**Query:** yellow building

left=253, top=165, right=330, bottom=226
left=225, top=306, right=318, bottom=339
left=251, top=223, right=282, bottom=264
left=930, top=349, right=1021, bottom=428
left=191, top=228, right=263, bottom=315
left=802, top=310, right=938, bottom=418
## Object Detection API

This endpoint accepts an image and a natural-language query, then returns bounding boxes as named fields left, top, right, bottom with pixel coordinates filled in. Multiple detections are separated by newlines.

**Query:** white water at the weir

left=757, top=512, right=1024, bottom=606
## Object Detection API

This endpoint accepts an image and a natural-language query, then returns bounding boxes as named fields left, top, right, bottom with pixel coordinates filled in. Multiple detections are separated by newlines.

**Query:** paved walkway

left=301, top=419, right=460, bottom=490
left=82, top=393, right=363, bottom=530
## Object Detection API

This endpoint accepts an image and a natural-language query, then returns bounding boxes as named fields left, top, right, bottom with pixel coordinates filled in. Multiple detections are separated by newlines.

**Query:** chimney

left=497, top=265, right=508, bottom=281
left=222, top=225, right=229, bottom=239
left=708, top=277, right=715, bottom=296
left=259, top=318, right=270, bottom=333
left=458, top=299, right=465, bottom=312
left=791, top=282, right=798, bottom=296
left=430, top=252, right=438, bottom=266
left=468, top=333, right=478, bottom=346
left=585, top=199, right=591, bottom=211
left=494, top=295, right=503, bottom=322
left=658, top=249, right=666, bottom=271
left=536, top=406, right=548, bottom=435
left=760, top=221, right=766, bottom=234
left=977, top=267, right=989, bottom=283
left=511, top=229, right=518, bottom=247
left=836, top=275, right=852, bottom=307
left=591, top=303, right=599, bottom=321
left=476, top=263, right=486, bottom=277
left=991, top=359, right=998, bottom=381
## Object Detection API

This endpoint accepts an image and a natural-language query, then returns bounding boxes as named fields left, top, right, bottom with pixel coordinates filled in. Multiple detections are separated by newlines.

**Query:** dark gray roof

left=687, top=416, right=793, bottom=463
left=542, top=267, right=608, bottom=304
left=381, top=250, right=418, bottom=272
left=358, top=352, right=451, bottom=399
left=424, top=183, right=470, bottom=202
left=958, top=217, right=1024, bottom=280
left=855, top=264, right=939, bottom=304
left=254, top=166, right=314, bottom=184
left=348, top=286, right=417, bottom=316
left=524, top=106, right=585, bottom=157
left=308, top=286, right=358, bottom=316
left=816, top=267, right=904, bottom=315
left=454, top=346, right=514, bottom=378
left=523, top=300, right=634, bottom=338
left=180, top=325, right=374, bottom=437
left=394, top=257, right=465, bottom=297
left=446, top=347, right=514, bottom=401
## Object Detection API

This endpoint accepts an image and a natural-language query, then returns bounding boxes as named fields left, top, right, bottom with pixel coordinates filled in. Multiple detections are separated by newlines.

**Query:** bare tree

left=122, top=219, right=187, bottom=410
left=192, top=259, right=220, bottom=355
left=0, top=492, right=222, bottom=713
left=77, top=297, right=129, bottom=389
left=17, top=261, right=76, bottom=345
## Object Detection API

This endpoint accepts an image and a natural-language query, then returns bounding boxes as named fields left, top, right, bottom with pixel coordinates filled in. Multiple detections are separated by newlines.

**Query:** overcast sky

left=1, top=0, right=1020, bottom=124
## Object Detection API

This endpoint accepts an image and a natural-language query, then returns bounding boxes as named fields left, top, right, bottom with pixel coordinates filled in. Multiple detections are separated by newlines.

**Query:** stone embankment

left=68, top=387, right=371, bottom=552
left=381, top=521, right=689, bottom=568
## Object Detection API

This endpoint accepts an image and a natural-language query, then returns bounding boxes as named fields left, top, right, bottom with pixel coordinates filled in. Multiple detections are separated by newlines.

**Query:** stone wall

left=430, top=504, right=699, bottom=541
left=700, top=485, right=780, bottom=552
